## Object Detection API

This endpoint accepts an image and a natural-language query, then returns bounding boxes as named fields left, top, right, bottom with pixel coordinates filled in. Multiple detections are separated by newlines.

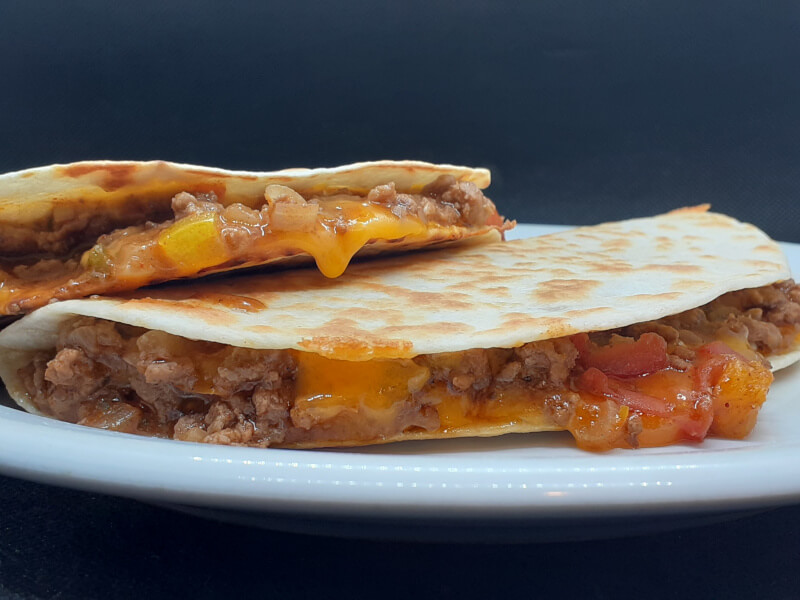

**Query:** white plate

left=1, top=224, right=799, bottom=542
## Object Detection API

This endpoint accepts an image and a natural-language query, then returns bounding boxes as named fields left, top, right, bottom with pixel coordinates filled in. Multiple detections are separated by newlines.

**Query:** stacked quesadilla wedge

left=0, top=206, right=797, bottom=450
left=0, top=160, right=510, bottom=315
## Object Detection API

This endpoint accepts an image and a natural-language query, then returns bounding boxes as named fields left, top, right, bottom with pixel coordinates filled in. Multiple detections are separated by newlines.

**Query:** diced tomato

left=576, top=367, right=673, bottom=416
left=571, top=332, right=669, bottom=378
left=567, top=399, right=629, bottom=451
left=675, top=407, right=714, bottom=441
left=698, top=341, right=748, bottom=359
left=567, top=338, right=766, bottom=449
left=692, top=341, right=772, bottom=439
left=693, top=341, right=747, bottom=390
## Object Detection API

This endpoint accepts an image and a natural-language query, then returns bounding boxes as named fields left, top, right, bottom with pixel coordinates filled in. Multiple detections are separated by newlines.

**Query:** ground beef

left=419, top=348, right=500, bottom=393
left=213, top=348, right=292, bottom=396
left=0, top=197, right=173, bottom=261
left=413, top=281, right=800, bottom=434
left=37, top=347, right=105, bottom=421
left=171, top=178, right=498, bottom=245
left=363, top=174, right=499, bottom=228
left=511, top=339, right=579, bottom=388
left=201, top=401, right=257, bottom=445
left=24, top=317, right=438, bottom=447
left=366, top=183, right=406, bottom=215
left=18, top=282, right=800, bottom=448
left=0, top=212, right=105, bottom=261
left=739, top=312, right=784, bottom=351
left=623, top=281, right=800, bottom=357
left=252, top=386, right=292, bottom=438
left=2, top=178, right=502, bottom=314
left=11, top=258, right=81, bottom=282
left=417, top=338, right=579, bottom=397
left=439, top=180, right=496, bottom=227
left=283, top=398, right=440, bottom=445
left=542, top=392, right=581, bottom=427
left=23, top=317, right=297, bottom=445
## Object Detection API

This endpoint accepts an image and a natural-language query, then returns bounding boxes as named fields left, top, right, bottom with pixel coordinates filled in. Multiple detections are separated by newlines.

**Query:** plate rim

left=1, top=224, right=799, bottom=519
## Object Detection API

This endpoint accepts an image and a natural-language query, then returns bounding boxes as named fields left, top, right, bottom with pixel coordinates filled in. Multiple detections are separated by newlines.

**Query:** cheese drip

left=155, top=199, right=430, bottom=279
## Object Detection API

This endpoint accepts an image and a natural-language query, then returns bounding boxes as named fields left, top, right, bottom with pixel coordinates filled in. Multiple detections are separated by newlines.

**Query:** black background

left=2, top=2, right=800, bottom=598
left=1, top=1, right=799, bottom=240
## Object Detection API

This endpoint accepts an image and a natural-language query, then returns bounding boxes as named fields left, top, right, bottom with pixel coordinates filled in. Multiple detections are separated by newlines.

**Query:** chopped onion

left=270, top=202, right=320, bottom=232
left=78, top=400, right=142, bottom=433
left=222, top=202, right=263, bottom=226
left=264, top=184, right=307, bottom=206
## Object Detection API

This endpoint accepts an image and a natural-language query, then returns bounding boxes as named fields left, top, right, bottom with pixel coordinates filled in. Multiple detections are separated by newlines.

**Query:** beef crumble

left=1, top=177, right=505, bottom=314
left=17, top=281, right=800, bottom=448
left=367, top=175, right=497, bottom=227
left=0, top=197, right=173, bottom=261
left=618, top=279, right=800, bottom=362
left=6, top=175, right=499, bottom=278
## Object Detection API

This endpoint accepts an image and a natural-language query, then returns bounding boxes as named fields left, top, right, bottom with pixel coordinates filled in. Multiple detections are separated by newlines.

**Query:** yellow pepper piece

left=157, top=214, right=229, bottom=275
left=80, top=245, right=113, bottom=274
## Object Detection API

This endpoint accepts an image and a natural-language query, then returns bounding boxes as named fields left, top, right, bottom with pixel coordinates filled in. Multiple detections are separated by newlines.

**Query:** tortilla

left=1, top=207, right=798, bottom=450
left=0, top=159, right=511, bottom=315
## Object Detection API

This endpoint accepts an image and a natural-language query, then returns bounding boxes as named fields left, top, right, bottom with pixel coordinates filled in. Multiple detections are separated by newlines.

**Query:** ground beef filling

left=6, top=175, right=498, bottom=281
left=18, top=282, right=800, bottom=449
left=0, top=196, right=173, bottom=260
left=1, top=176, right=504, bottom=314
left=618, top=279, right=800, bottom=359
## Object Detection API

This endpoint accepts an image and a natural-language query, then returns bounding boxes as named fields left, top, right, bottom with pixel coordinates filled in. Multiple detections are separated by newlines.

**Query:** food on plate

left=0, top=160, right=510, bottom=315
left=0, top=207, right=797, bottom=451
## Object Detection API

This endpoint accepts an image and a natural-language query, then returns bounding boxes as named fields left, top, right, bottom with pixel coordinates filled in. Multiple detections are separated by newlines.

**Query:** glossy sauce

left=0, top=198, right=436, bottom=313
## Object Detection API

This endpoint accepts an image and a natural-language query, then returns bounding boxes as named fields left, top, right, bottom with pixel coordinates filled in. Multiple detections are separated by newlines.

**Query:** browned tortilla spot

left=480, top=286, right=511, bottom=298
left=673, top=279, right=709, bottom=291
left=600, top=238, right=633, bottom=251
left=627, top=292, right=684, bottom=301
left=532, top=279, right=602, bottom=303
left=747, top=260, right=784, bottom=269
left=59, top=163, right=140, bottom=192
left=378, top=322, right=474, bottom=336
left=246, top=325, right=280, bottom=335
left=642, top=264, right=703, bottom=273
left=121, top=298, right=237, bottom=327
left=0, top=206, right=789, bottom=367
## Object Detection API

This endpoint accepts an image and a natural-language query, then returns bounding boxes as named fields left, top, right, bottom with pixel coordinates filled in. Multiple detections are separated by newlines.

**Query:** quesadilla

left=0, top=207, right=798, bottom=451
left=0, top=160, right=510, bottom=315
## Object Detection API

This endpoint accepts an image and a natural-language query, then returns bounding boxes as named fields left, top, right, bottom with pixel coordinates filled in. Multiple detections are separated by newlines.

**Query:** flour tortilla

left=0, top=159, right=491, bottom=224
left=0, top=159, right=506, bottom=314
left=0, top=207, right=797, bottom=424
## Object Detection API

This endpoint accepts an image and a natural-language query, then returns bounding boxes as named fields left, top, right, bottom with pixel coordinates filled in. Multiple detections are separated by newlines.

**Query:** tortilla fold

left=1, top=207, right=797, bottom=450
left=0, top=160, right=510, bottom=315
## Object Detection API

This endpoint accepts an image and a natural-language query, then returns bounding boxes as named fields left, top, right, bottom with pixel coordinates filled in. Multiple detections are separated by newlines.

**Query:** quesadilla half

left=0, top=208, right=798, bottom=451
left=0, top=160, right=510, bottom=315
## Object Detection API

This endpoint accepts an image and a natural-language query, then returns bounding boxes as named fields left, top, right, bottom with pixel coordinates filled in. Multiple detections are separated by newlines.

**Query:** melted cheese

left=287, top=349, right=773, bottom=449
left=290, top=353, right=555, bottom=437
left=709, top=358, right=772, bottom=438
left=24, top=313, right=780, bottom=451
left=0, top=197, right=434, bottom=313
left=431, top=386, right=548, bottom=432
left=263, top=200, right=429, bottom=278
left=145, top=198, right=427, bottom=280
left=291, top=351, right=430, bottom=429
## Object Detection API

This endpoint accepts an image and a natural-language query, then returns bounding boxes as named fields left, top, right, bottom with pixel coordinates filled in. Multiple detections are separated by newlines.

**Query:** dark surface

left=2, top=1, right=800, bottom=599
left=1, top=1, right=799, bottom=241
left=1, top=475, right=800, bottom=600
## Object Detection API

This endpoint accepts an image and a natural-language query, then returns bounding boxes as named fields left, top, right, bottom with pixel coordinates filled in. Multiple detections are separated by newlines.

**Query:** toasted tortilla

left=0, top=207, right=797, bottom=449
left=0, top=160, right=510, bottom=315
